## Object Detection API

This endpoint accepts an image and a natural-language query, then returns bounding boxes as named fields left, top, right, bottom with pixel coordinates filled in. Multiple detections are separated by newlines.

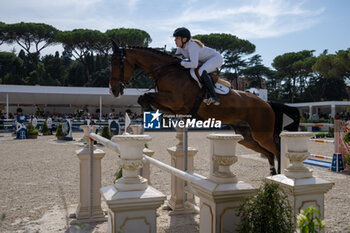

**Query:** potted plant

left=344, top=153, right=350, bottom=175
left=236, top=181, right=294, bottom=233
left=55, top=124, right=65, bottom=140
left=26, top=123, right=38, bottom=139
left=41, top=120, right=50, bottom=136
left=99, top=126, right=112, bottom=140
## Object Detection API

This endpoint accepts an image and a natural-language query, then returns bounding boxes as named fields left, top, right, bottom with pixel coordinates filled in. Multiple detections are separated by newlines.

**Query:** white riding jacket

left=175, top=40, right=223, bottom=75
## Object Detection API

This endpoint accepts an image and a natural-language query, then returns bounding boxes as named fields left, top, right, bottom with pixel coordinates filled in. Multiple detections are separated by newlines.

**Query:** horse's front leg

left=138, top=93, right=154, bottom=111
left=138, top=92, right=185, bottom=113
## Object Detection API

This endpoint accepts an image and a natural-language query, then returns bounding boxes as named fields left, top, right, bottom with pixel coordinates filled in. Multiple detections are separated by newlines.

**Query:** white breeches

left=198, top=55, right=223, bottom=76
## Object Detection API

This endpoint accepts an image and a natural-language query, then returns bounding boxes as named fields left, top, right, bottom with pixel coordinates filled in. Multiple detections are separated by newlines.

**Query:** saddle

left=189, top=67, right=230, bottom=95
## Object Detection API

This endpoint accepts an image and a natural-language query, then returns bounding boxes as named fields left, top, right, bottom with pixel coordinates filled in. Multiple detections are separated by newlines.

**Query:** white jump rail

left=299, top=123, right=334, bottom=128
left=310, top=138, right=334, bottom=144
left=144, top=155, right=202, bottom=184
left=310, top=154, right=333, bottom=160
left=89, top=132, right=121, bottom=154
left=89, top=133, right=201, bottom=184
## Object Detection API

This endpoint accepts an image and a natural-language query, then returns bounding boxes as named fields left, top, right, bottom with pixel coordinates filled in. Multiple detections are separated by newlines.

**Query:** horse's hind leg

left=232, top=124, right=278, bottom=175
left=251, top=131, right=281, bottom=174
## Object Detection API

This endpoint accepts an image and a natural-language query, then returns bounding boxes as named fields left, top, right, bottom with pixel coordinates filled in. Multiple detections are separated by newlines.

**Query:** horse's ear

left=111, top=40, right=120, bottom=54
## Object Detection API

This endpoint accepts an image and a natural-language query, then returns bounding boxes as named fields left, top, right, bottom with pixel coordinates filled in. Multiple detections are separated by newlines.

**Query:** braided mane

left=128, top=46, right=176, bottom=60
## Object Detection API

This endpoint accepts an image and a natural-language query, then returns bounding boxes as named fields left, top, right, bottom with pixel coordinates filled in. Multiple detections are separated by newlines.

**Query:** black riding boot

left=201, top=70, right=220, bottom=105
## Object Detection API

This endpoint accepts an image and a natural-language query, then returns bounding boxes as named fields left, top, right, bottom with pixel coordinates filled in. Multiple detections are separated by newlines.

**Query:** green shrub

left=26, top=123, right=38, bottom=136
left=328, top=127, right=334, bottom=138
left=99, top=126, right=112, bottom=140
left=41, top=120, right=50, bottom=135
left=344, top=153, right=350, bottom=165
left=30, top=129, right=39, bottom=136
left=315, top=133, right=328, bottom=138
left=236, top=181, right=294, bottom=233
left=344, top=131, right=350, bottom=143
left=55, top=124, right=65, bottom=137
left=297, top=205, right=324, bottom=233
left=26, top=123, right=34, bottom=131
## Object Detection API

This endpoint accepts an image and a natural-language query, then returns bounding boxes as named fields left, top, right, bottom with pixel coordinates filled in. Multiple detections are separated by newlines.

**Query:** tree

left=57, top=29, right=107, bottom=86
left=272, top=50, right=315, bottom=103
left=193, top=33, right=255, bottom=55
left=105, top=28, right=152, bottom=47
left=41, top=52, right=67, bottom=86
left=0, top=52, right=25, bottom=84
left=336, top=49, right=350, bottom=79
left=315, top=49, right=350, bottom=81
left=193, top=33, right=255, bottom=88
left=311, top=52, right=348, bottom=101
left=0, top=22, right=8, bottom=46
left=240, top=55, right=272, bottom=88
left=66, top=61, right=86, bottom=86
left=5, top=22, right=58, bottom=84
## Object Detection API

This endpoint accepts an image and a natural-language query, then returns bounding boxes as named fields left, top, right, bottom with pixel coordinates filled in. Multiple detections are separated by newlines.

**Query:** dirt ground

left=0, top=131, right=349, bottom=233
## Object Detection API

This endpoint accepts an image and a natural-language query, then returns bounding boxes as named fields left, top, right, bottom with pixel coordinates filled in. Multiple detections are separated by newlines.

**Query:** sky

left=0, top=0, right=349, bottom=68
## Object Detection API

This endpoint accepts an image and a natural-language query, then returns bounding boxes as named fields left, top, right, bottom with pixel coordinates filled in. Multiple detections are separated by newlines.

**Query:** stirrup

left=206, top=97, right=220, bottom=106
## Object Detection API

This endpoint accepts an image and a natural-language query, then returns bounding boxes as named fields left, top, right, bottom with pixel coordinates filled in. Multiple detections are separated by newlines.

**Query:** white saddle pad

left=190, top=68, right=230, bottom=95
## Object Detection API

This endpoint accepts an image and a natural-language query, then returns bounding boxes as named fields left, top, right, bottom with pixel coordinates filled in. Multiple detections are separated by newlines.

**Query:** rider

left=173, top=27, right=223, bottom=105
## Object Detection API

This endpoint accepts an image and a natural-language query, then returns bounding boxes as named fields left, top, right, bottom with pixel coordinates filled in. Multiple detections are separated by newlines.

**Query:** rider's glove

left=174, top=58, right=182, bottom=65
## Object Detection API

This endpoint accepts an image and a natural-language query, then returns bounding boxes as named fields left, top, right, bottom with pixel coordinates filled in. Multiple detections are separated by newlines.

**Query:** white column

left=331, top=104, right=336, bottom=119
left=6, top=93, right=9, bottom=119
left=101, top=134, right=166, bottom=233
left=167, top=127, right=198, bottom=214
left=72, top=125, right=105, bottom=223
left=308, top=105, right=312, bottom=119
left=267, top=132, right=334, bottom=232
left=99, top=96, right=102, bottom=121
left=191, top=133, right=256, bottom=233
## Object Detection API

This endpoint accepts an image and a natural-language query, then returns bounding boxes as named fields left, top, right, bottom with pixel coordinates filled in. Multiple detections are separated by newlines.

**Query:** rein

left=113, top=49, right=180, bottom=88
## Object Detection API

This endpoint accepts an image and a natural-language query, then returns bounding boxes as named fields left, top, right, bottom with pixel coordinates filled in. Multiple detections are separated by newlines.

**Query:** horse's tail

left=268, top=101, right=300, bottom=160
left=268, top=101, right=300, bottom=134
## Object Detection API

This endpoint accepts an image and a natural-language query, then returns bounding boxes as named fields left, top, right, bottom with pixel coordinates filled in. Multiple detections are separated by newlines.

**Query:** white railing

left=144, top=155, right=202, bottom=184
left=89, top=132, right=121, bottom=154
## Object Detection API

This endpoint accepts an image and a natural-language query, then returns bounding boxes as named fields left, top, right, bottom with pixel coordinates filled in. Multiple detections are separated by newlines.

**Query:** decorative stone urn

left=111, top=134, right=151, bottom=191
left=101, top=134, right=165, bottom=233
left=129, top=124, right=142, bottom=134
left=207, top=133, right=243, bottom=183
left=280, top=132, right=313, bottom=179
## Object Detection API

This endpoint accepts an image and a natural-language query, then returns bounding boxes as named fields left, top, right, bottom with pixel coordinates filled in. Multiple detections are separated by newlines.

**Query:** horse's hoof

left=270, top=168, right=277, bottom=176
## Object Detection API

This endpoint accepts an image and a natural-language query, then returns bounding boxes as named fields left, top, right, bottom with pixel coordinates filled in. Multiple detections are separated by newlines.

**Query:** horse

left=109, top=41, right=300, bottom=175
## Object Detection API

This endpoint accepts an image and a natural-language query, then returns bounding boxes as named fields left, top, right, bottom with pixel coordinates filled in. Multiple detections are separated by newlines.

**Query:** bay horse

left=109, top=41, right=300, bottom=175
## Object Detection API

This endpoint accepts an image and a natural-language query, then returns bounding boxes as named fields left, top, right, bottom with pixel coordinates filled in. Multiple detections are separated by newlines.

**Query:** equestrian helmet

left=173, top=27, right=191, bottom=41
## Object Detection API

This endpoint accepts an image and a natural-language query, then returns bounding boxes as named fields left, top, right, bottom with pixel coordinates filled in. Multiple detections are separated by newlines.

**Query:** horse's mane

left=128, top=46, right=177, bottom=60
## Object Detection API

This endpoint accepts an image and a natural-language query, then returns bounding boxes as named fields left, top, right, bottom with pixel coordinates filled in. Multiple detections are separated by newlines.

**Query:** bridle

left=111, top=40, right=182, bottom=88
left=112, top=47, right=134, bottom=87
